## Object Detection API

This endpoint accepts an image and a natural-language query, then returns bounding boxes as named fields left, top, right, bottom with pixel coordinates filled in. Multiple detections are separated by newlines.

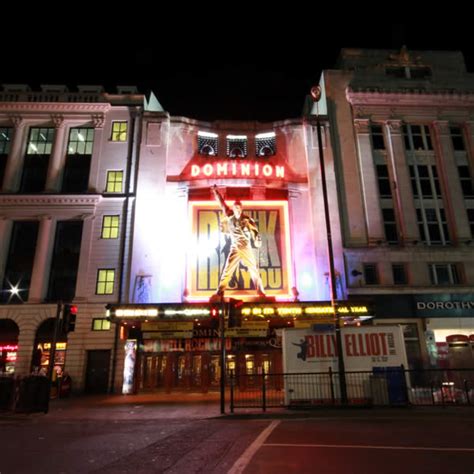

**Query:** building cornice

left=346, top=89, right=474, bottom=108
left=0, top=194, right=102, bottom=214
left=0, top=102, right=111, bottom=114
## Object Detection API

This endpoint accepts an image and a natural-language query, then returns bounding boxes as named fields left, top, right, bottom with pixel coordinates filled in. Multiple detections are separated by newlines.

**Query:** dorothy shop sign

left=415, top=294, right=474, bottom=317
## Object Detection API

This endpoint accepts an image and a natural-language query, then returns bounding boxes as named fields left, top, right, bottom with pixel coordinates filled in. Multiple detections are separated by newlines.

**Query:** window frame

left=111, top=121, right=128, bottom=142
left=91, top=318, right=111, bottom=331
left=101, top=215, right=120, bottom=239
left=96, top=269, right=116, bottom=295
left=106, top=170, right=124, bottom=193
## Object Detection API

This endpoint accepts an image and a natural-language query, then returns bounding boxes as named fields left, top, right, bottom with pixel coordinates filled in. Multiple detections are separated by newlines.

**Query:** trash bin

left=0, top=376, right=15, bottom=410
left=59, top=374, right=72, bottom=398
left=372, top=367, right=408, bottom=405
left=14, top=375, right=50, bottom=413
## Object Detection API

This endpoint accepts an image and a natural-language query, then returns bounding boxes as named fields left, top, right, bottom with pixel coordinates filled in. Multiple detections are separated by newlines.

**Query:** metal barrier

left=229, top=368, right=474, bottom=412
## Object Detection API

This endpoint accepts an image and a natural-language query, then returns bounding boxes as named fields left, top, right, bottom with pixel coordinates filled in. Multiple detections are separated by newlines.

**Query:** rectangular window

left=403, top=124, right=432, bottom=151
left=467, top=209, right=474, bottom=237
left=20, top=127, right=55, bottom=192
left=92, top=318, right=111, bottom=331
left=382, top=208, right=399, bottom=244
left=62, top=127, right=94, bottom=193
left=0, top=127, right=12, bottom=186
left=392, top=264, right=407, bottom=285
left=363, top=264, right=379, bottom=285
left=429, top=264, right=460, bottom=285
left=106, top=170, right=123, bottom=193
left=416, top=208, right=450, bottom=245
left=371, top=125, right=385, bottom=150
left=101, top=215, right=120, bottom=239
left=450, top=126, right=465, bottom=151
left=111, top=121, right=128, bottom=142
left=376, top=164, right=392, bottom=197
left=457, top=165, right=474, bottom=198
left=409, top=165, right=441, bottom=198
left=47, top=221, right=83, bottom=301
left=1, top=221, right=39, bottom=303
left=96, top=269, right=115, bottom=295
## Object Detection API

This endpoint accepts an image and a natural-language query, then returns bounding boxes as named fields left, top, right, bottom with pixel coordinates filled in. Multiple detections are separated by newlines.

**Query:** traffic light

left=210, top=305, right=219, bottom=330
left=228, top=298, right=243, bottom=328
left=63, top=304, right=78, bottom=333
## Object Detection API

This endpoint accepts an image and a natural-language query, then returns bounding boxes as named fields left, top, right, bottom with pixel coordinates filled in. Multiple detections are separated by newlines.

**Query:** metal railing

left=229, top=368, right=474, bottom=412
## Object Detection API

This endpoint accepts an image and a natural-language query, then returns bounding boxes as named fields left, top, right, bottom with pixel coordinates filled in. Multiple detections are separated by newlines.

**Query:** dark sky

left=2, top=24, right=473, bottom=122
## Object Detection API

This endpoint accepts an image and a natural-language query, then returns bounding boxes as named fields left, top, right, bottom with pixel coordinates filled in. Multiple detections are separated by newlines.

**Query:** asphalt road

left=1, top=399, right=474, bottom=474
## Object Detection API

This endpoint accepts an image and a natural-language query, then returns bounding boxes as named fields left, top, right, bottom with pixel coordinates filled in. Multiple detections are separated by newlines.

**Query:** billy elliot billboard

left=187, top=200, right=293, bottom=300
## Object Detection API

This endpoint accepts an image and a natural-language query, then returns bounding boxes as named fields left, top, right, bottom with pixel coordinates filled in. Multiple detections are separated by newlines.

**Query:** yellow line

left=264, top=443, right=474, bottom=452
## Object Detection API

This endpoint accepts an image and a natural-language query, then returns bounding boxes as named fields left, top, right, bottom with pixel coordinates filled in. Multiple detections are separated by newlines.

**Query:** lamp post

left=310, top=85, right=347, bottom=404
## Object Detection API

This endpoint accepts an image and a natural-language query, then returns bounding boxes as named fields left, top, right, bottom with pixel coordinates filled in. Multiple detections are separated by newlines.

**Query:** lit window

left=111, top=121, right=128, bottom=142
left=27, top=127, right=55, bottom=154
left=106, top=170, right=123, bottom=193
left=96, top=269, right=115, bottom=295
left=226, top=135, right=247, bottom=158
left=101, top=215, right=120, bottom=239
left=255, top=132, right=276, bottom=157
left=0, top=127, right=12, bottom=155
left=198, top=131, right=218, bottom=156
left=68, top=128, right=94, bottom=155
left=92, top=318, right=111, bottom=331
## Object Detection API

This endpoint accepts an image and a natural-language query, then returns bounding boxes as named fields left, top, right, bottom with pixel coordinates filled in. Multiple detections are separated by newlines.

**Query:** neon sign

left=190, top=162, right=285, bottom=179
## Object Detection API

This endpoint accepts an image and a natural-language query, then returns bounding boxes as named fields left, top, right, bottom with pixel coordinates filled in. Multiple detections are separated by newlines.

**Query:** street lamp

left=310, top=85, right=347, bottom=404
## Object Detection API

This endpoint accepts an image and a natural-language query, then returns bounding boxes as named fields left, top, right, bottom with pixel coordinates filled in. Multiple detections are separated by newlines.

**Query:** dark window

left=409, top=67, right=431, bottom=79
left=467, top=209, right=474, bottom=237
left=62, top=128, right=94, bottom=193
left=363, top=264, right=379, bottom=285
left=376, top=165, right=392, bottom=197
left=404, top=124, right=432, bottom=151
left=382, top=208, right=399, bottom=244
left=47, top=221, right=83, bottom=301
left=450, top=126, right=465, bottom=151
left=457, top=165, right=474, bottom=198
left=1, top=221, right=39, bottom=303
left=371, top=125, right=385, bottom=150
left=20, top=127, right=54, bottom=193
left=385, top=67, right=406, bottom=78
left=392, top=264, right=407, bottom=285
left=429, top=264, right=459, bottom=285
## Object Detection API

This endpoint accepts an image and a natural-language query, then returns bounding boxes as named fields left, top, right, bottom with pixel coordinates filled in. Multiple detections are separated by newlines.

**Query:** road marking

left=264, top=443, right=474, bottom=452
left=228, top=420, right=280, bottom=474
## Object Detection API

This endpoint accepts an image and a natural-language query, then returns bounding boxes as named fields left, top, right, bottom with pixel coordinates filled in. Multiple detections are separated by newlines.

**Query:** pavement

left=2, top=390, right=474, bottom=422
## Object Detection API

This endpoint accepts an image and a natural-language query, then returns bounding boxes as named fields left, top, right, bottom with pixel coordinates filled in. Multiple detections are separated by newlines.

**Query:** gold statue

left=212, top=185, right=265, bottom=297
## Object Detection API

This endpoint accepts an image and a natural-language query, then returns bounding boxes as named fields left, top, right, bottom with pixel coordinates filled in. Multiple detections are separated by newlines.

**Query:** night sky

left=2, top=24, right=473, bottom=122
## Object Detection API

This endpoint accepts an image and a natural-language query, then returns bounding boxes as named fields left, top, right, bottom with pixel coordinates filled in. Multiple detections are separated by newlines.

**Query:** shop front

left=370, top=293, right=474, bottom=369
left=108, top=301, right=372, bottom=394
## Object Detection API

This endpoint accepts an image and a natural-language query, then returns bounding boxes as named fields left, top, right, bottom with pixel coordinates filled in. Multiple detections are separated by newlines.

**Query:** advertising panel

left=187, top=201, right=293, bottom=300
left=282, top=326, right=408, bottom=404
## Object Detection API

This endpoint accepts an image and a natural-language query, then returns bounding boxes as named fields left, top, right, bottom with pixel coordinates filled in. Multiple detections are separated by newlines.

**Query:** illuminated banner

left=187, top=201, right=293, bottom=300
left=190, top=161, right=285, bottom=179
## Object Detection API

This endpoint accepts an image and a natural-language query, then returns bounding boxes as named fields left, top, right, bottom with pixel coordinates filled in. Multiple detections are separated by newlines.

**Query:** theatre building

left=324, top=48, right=474, bottom=369
left=112, top=110, right=350, bottom=394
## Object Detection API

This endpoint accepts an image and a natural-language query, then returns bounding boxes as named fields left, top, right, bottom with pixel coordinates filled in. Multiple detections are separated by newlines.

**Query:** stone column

left=354, top=119, right=385, bottom=243
left=2, top=116, right=27, bottom=192
left=385, top=120, right=419, bottom=243
left=432, top=120, right=471, bottom=242
left=28, top=216, right=54, bottom=303
left=45, top=115, right=67, bottom=192
left=87, top=114, right=105, bottom=192
left=15, top=326, right=36, bottom=376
